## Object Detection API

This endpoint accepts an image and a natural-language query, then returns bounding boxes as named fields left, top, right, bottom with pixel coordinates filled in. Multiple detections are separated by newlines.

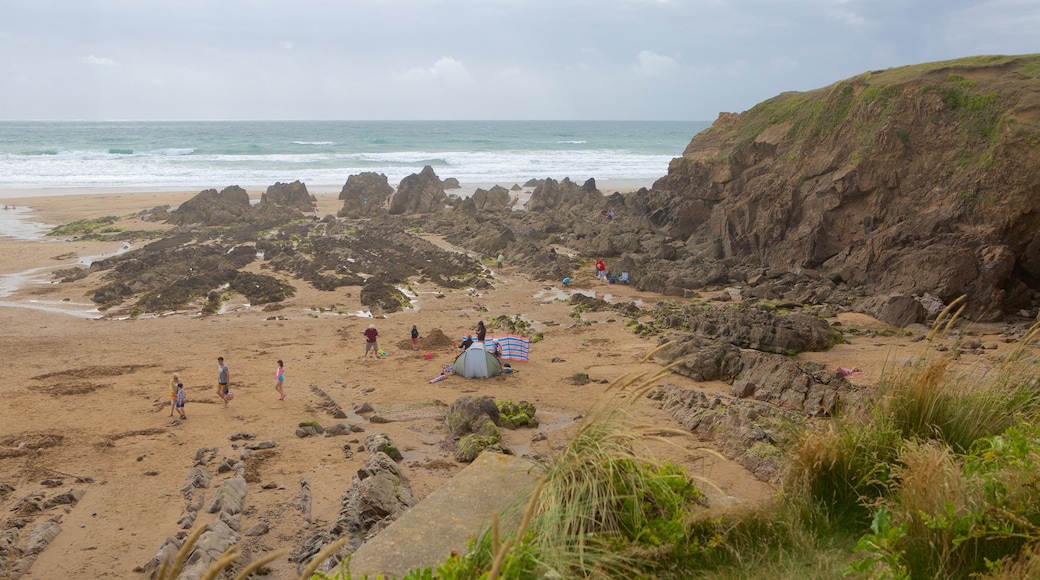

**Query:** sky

left=1, top=0, right=1037, bottom=121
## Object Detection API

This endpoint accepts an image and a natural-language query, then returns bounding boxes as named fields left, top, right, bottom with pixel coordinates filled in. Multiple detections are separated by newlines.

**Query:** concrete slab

left=347, top=452, right=541, bottom=578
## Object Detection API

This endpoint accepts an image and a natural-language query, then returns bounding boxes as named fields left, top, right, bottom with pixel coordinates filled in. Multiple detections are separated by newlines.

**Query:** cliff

left=639, top=54, right=1040, bottom=320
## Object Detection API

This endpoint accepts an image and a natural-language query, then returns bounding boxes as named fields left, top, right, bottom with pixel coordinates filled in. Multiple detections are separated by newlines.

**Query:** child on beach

left=168, top=373, right=180, bottom=416
left=216, top=356, right=231, bottom=408
left=175, top=381, right=187, bottom=419
left=411, top=325, right=420, bottom=351
left=275, top=359, right=286, bottom=400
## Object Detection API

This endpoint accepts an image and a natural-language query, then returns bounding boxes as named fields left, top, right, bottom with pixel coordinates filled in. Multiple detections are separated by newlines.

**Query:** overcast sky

left=2, top=0, right=1037, bottom=121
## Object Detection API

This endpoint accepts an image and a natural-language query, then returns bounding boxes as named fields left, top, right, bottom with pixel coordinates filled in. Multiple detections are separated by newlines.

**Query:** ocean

left=0, top=120, right=709, bottom=196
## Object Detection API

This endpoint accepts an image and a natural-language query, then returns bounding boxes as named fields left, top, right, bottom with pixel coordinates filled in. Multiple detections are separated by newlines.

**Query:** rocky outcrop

left=167, top=186, right=251, bottom=226
left=389, top=166, right=448, bottom=215
left=445, top=396, right=506, bottom=462
left=260, top=180, right=316, bottom=211
left=468, top=185, right=512, bottom=213
left=648, top=384, right=798, bottom=482
left=654, top=336, right=858, bottom=416
left=650, top=303, right=843, bottom=354
left=641, top=55, right=1040, bottom=321
left=525, top=177, right=603, bottom=213
left=338, top=172, right=394, bottom=218
left=294, top=451, right=416, bottom=573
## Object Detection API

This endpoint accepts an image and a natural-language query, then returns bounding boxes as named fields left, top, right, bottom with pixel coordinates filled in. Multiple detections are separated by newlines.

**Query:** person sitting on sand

left=460, top=335, right=474, bottom=350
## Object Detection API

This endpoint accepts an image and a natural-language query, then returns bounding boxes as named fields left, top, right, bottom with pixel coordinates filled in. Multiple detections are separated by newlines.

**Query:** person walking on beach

left=411, top=325, right=420, bottom=351
left=476, top=320, right=487, bottom=342
left=175, top=380, right=187, bottom=420
left=216, top=356, right=231, bottom=408
left=168, top=373, right=180, bottom=417
left=595, top=258, right=607, bottom=282
left=496, top=253, right=504, bottom=271
left=275, top=359, right=286, bottom=400
left=363, top=324, right=379, bottom=360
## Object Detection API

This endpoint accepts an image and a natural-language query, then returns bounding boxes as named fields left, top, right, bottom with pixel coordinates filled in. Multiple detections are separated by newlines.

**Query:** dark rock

left=389, top=166, right=448, bottom=215
left=338, top=172, right=395, bottom=218
left=167, top=186, right=251, bottom=226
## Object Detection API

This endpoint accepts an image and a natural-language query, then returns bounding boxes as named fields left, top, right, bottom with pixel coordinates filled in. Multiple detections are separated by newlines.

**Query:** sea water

left=0, top=120, right=709, bottom=196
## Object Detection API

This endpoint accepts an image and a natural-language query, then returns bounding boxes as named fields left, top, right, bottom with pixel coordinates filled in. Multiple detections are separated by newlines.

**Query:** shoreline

left=0, top=177, right=655, bottom=204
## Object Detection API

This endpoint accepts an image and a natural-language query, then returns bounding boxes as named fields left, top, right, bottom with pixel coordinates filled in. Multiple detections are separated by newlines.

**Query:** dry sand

left=0, top=191, right=1022, bottom=578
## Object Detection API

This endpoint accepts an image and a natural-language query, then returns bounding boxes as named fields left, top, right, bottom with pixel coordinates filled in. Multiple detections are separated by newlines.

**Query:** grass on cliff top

left=723, top=52, right=1040, bottom=152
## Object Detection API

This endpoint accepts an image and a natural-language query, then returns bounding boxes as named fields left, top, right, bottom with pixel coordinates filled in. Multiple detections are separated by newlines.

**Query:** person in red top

left=595, top=258, right=607, bottom=282
left=363, top=324, right=379, bottom=361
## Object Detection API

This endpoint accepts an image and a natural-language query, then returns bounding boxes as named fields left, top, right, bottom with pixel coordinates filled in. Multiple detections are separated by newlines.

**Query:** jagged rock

left=651, top=304, right=843, bottom=354
left=206, top=472, right=247, bottom=515
left=167, top=186, right=251, bottom=226
left=310, top=384, right=350, bottom=419
left=326, top=422, right=363, bottom=436
left=244, top=440, right=276, bottom=450
left=446, top=396, right=503, bottom=462
left=25, top=517, right=61, bottom=555
left=658, top=336, right=745, bottom=381
left=260, top=180, right=316, bottom=212
left=181, top=466, right=212, bottom=497
left=41, top=488, right=84, bottom=509
left=178, top=511, right=196, bottom=529
left=293, top=451, right=415, bottom=573
left=364, top=434, right=403, bottom=461
left=446, top=396, right=500, bottom=437
left=389, top=166, right=448, bottom=215
left=467, top=185, right=511, bottom=213
left=181, top=517, right=239, bottom=579
left=648, top=384, right=800, bottom=482
left=730, top=351, right=856, bottom=416
left=245, top=521, right=269, bottom=536
left=194, top=447, right=218, bottom=465
left=0, top=528, right=19, bottom=578
left=338, top=172, right=395, bottom=218
left=134, top=536, right=181, bottom=575
left=654, top=336, right=858, bottom=417
left=525, top=177, right=602, bottom=213
left=643, top=57, right=1040, bottom=320
left=359, top=277, right=411, bottom=314
left=229, top=432, right=255, bottom=441
left=854, top=293, right=927, bottom=327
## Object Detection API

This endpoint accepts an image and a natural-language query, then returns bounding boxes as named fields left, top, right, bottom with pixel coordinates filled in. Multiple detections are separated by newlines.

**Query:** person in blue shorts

left=274, top=359, right=285, bottom=401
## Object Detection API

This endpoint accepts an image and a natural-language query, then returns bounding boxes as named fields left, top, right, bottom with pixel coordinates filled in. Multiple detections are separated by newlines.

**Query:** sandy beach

left=0, top=190, right=1019, bottom=578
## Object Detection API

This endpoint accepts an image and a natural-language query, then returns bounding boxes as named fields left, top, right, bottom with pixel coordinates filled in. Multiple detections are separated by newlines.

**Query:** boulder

left=854, top=293, right=927, bottom=327
left=364, top=433, right=403, bottom=461
left=338, top=172, right=394, bottom=218
left=260, top=180, right=316, bottom=211
left=167, top=186, right=251, bottom=226
left=389, top=166, right=448, bottom=215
